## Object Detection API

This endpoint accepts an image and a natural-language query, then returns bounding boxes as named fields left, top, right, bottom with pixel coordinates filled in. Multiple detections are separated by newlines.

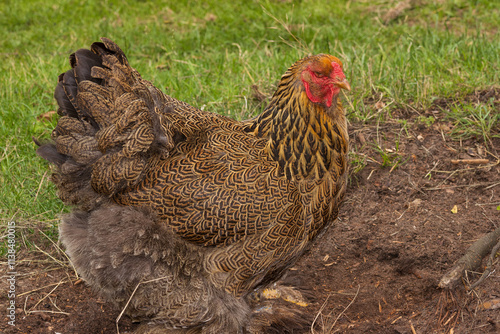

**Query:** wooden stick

left=469, top=239, right=500, bottom=290
left=450, top=159, right=489, bottom=165
left=439, top=226, right=500, bottom=289
left=409, top=320, right=417, bottom=334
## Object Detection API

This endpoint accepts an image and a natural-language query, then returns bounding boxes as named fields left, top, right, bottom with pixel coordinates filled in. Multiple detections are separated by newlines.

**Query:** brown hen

left=36, top=38, right=350, bottom=333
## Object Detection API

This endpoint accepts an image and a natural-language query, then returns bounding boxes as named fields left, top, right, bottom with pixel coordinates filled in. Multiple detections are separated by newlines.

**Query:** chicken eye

left=314, top=72, right=325, bottom=78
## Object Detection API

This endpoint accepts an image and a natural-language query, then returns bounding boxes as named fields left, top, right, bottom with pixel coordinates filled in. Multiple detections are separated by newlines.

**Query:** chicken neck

left=250, top=89, right=348, bottom=182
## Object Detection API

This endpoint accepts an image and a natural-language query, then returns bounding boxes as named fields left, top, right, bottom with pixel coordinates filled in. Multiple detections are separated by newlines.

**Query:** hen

left=36, top=38, right=350, bottom=333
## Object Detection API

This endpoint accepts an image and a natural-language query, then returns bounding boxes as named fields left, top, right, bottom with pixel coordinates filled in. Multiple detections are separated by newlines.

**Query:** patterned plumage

left=36, top=38, right=350, bottom=333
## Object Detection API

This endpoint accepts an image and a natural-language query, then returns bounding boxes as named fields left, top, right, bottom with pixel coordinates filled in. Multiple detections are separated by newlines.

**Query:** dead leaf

left=479, top=298, right=500, bottom=310
left=466, top=147, right=476, bottom=157
left=204, top=13, right=217, bottom=22
left=407, top=199, right=422, bottom=210
left=439, top=123, right=450, bottom=132
left=451, top=205, right=458, bottom=214
left=37, top=110, right=56, bottom=121
left=375, top=101, right=386, bottom=109
left=358, top=132, right=366, bottom=145
left=476, top=145, right=484, bottom=156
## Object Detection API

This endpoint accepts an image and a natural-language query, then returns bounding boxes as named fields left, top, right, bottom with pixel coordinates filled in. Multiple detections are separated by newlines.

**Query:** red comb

left=331, top=62, right=345, bottom=79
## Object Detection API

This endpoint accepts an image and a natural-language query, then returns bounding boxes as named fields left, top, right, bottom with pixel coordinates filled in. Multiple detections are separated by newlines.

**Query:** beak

left=335, top=79, right=351, bottom=91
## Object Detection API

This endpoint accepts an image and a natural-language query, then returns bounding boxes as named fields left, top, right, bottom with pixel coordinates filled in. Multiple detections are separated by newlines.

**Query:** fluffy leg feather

left=59, top=205, right=250, bottom=333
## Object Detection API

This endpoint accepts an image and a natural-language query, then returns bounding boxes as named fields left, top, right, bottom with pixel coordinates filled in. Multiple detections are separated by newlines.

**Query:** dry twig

left=469, top=239, right=500, bottom=290
left=311, top=292, right=332, bottom=333
left=26, top=279, right=66, bottom=315
left=327, top=285, right=360, bottom=333
left=439, top=226, right=500, bottom=289
left=116, top=276, right=170, bottom=334
left=451, top=159, right=490, bottom=165
left=409, top=320, right=417, bottom=334
left=39, top=229, right=79, bottom=278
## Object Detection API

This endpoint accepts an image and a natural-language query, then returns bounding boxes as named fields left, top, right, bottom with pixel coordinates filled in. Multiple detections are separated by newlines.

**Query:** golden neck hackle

left=253, top=82, right=348, bottom=182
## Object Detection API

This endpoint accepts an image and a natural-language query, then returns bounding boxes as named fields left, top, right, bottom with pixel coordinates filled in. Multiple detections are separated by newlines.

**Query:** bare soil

left=1, top=93, right=499, bottom=334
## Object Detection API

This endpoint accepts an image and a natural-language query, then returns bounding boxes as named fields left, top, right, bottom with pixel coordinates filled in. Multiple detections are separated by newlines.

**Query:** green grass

left=0, top=0, right=499, bottom=238
left=446, top=100, right=500, bottom=146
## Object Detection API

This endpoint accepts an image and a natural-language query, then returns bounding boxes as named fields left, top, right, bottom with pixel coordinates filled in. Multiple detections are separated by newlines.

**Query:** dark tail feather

left=54, top=77, right=78, bottom=118
left=72, top=48, right=102, bottom=84
left=34, top=137, right=101, bottom=210
left=37, top=38, right=172, bottom=208
left=91, top=37, right=130, bottom=66
left=35, top=141, right=68, bottom=166
left=55, top=48, right=104, bottom=128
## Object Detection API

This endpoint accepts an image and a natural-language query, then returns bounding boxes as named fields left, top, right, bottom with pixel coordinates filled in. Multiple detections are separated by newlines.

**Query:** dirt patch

left=300, top=119, right=500, bottom=333
left=1, top=114, right=499, bottom=333
left=0, top=248, right=136, bottom=334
